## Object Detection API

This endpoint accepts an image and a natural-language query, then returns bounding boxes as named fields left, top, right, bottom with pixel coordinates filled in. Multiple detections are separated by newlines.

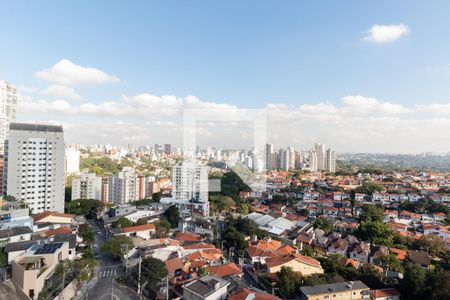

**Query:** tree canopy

left=164, top=205, right=180, bottom=228
left=101, top=235, right=133, bottom=257
left=135, top=257, right=168, bottom=288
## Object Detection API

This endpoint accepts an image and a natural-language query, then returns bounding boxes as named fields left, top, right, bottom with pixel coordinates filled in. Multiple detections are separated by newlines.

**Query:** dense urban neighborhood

left=0, top=132, right=449, bottom=299
left=2, top=2, right=450, bottom=299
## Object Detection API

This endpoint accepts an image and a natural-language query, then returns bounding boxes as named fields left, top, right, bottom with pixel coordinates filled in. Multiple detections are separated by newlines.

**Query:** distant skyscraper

left=309, top=150, right=318, bottom=171
left=287, top=147, right=296, bottom=170
left=164, top=144, right=172, bottom=155
left=0, top=81, right=17, bottom=153
left=265, top=143, right=273, bottom=170
left=279, top=148, right=289, bottom=171
left=4, top=123, right=65, bottom=213
left=315, top=143, right=326, bottom=171
left=326, top=148, right=336, bottom=173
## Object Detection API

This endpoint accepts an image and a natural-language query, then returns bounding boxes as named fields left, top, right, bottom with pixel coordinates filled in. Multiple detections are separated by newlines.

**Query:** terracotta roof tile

left=122, top=223, right=155, bottom=233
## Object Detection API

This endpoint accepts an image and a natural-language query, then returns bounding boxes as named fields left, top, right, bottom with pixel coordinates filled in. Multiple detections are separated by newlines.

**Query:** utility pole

left=166, top=276, right=169, bottom=300
left=111, top=277, right=114, bottom=300
left=60, top=263, right=65, bottom=300
left=137, top=255, right=142, bottom=295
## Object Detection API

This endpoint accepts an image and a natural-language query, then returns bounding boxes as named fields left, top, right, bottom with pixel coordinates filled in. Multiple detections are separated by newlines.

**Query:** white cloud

left=42, top=84, right=82, bottom=99
left=17, top=91, right=450, bottom=153
left=363, top=24, right=409, bottom=43
left=341, top=95, right=411, bottom=114
left=35, top=59, right=120, bottom=86
left=416, top=103, right=450, bottom=114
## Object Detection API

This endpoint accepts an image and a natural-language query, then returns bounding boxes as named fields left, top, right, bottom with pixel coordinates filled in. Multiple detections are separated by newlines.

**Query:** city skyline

left=1, top=2, right=450, bottom=152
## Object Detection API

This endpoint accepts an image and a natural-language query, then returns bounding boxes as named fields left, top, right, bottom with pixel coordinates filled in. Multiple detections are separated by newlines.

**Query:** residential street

left=76, top=220, right=140, bottom=300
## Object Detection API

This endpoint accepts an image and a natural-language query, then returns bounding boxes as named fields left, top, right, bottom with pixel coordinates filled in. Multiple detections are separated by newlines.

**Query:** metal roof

left=10, top=122, right=63, bottom=133
left=300, top=281, right=369, bottom=295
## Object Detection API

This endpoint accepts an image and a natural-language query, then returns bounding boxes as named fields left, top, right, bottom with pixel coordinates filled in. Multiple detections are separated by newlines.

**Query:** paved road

left=85, top=277, right=139, bottom=300
left=77, top=219, right=140, bottom=300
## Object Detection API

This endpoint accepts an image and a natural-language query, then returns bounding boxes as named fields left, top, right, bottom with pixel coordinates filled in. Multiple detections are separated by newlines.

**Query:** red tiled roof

left=229, top=287, right=280, bottom=300
left=370, top=288, right=401, bottom=298
left=41, top=226, right=72, bottom=237
left=207, top=262, right=243, bottom=277
left=164, top=257, right=184, bottom=274
left=175, top=232, right=202, bottom=242
left=183, top=242, right=215, bottom=250
left=122, top=223, right=155, bottom=233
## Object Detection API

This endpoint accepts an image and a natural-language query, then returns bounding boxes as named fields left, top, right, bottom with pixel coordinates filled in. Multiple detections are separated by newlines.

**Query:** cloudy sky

left=1, top=1, right=450, bottom=153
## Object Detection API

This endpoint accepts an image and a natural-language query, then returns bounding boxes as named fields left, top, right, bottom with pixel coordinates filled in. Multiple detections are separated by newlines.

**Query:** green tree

left=65, top=199, right=105, bottom=218
left=357, top=221, right=393, bottom=246
left=152, top=192, right=162, bottom=202
left=164, top=205, right=180, bottom=228
left=313, top=218, right=334, bottom=234
left=277, top=266, right=302, bottom=298
left=376, top=254, right=402, bottom=272
left=101, top=235, right=133, bottom=257
left=115, top=216, right=134, bottom=228
left=135, top=218, right=148, bottom=226
left=355, top=181, right=385, bottom=195
left=359, top=204, right=384, bottom=223
left=302, top=274, right=328, bottom=286
left=400, top=263, right=428, bottom=300
left=136, top=257, right=168, bottom=287
left=155, top=219, right=171, bottom=238
left=222, top=227, right=247, bottom=251
left=417, top=235, right=448, bottom=257
left=79, top=224, right=95, bottom=243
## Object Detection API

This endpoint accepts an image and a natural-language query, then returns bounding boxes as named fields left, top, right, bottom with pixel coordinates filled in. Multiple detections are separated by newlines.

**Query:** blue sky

left=1, top=1, right=450, bottom=152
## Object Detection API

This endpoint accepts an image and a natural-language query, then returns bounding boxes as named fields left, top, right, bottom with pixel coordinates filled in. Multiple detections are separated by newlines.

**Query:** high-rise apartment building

left=108, top=167, right=138, bottom=204
left=265, top=143, right=273, bottom=170
left=164, top=144, right=172, bottom=155
left=4, top=123, right=65, bottom=213
left=279, top=149, right=289, bottom=171
left=326, top=148, right=336, bottom=173
left=308, top=150, right=318, bottom=172
left=315, top=143, right=326, bottom=171
left=0, top=81, right=17, bottom=153
left=166, top=160, right=209, bottom=217
left=71, top=172, right=102, bottom=201
left=65, top=147, right=80, bottom=174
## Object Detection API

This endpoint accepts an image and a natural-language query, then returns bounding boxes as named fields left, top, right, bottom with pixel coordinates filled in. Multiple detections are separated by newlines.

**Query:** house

left=349, top=241, right=370, bottom=263
left=165, top=257, right=184, bottom=276
left=370, top=288, right=401, bottom=300
left=187, top=249, right=223, bottom=267
left=229, top=287, right=280, bottom=300
left=370, top=246, right=390, bottom=264
left=121, top=223, right=156, bottom=240
left=407, top=250, right=431, bottom=269
left=175, top=232, right=202, bottom=244
left=265, top=253, right=324, bottom=275
left=183, top=275, right=229, bottom=300
left=11, top=242, right=70, bottom=299
left=300, top=281, right=370, bottom=300
left=383, top=210, right=398, bottom=220
left=327, top=238, right=348, bottom=256
left=372, top=193, right=390, bottom=205
left=4, top=240, right=36, bottom=264
left=0, top=226, right=32, bottom=247
left=207, top=262, right=243, bottom=278
left=355, top=193, right=366, bottom=202
left=33, top=211, right=75, bottom=224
